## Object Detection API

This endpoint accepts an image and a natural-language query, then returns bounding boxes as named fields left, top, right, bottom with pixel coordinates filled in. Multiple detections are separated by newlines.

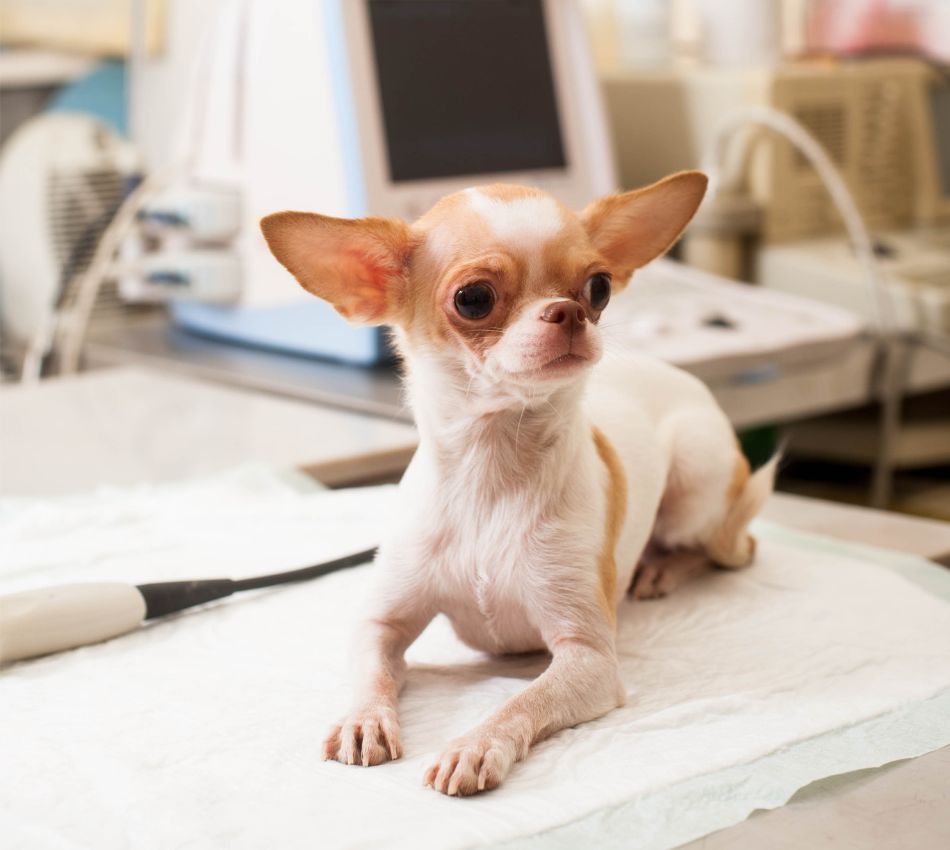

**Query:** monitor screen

left=367, top=0, right=567, bottom=182
left=931, top=85, right=950, bottom=197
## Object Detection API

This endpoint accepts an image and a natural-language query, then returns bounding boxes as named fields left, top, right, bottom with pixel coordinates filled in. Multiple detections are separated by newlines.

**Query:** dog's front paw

left=423, top=732, right=517, bottom=796
left=323, top=705, right=402, bottom=766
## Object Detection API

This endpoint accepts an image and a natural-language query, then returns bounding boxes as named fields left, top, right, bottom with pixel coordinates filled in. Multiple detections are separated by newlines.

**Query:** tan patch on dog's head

left=402, top=184, right=604, bottom=363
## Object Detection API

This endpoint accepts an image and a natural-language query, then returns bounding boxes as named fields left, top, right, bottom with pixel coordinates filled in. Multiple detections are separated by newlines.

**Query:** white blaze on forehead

left=464, top=188, right=564, bottom=249
left=423, top=219, right=459, bottom=264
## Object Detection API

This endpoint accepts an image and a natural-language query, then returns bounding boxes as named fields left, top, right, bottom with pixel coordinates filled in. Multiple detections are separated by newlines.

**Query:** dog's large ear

left=581, top=171, right=707, bottom=287
left=260, top=212, right=414, bottom=325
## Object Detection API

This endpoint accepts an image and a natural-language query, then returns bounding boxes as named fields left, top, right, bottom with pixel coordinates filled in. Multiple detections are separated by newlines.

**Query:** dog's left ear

left=581, top=171, right=707, bottom=286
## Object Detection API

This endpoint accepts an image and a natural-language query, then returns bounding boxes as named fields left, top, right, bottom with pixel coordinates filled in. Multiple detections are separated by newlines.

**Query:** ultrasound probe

left=0, top=547, right=377, bottom=664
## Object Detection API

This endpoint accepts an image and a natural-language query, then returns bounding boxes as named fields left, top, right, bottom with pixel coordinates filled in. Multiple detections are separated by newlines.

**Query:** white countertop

left=0, top=368, right=417, bottom=495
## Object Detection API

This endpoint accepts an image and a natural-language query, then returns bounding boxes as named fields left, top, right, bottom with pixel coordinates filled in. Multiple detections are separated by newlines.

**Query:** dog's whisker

left=514, top=402, right=527, bottom=459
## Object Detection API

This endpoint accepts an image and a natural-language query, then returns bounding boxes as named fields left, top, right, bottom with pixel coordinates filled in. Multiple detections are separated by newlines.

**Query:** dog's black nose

left=541, top=301, right=586, bottom=325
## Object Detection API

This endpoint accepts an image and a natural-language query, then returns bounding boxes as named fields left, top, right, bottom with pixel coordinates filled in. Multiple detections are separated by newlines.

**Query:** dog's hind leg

left=630, top=549, right=712, bottom=600
left=648, top=409, right=779, bottom=585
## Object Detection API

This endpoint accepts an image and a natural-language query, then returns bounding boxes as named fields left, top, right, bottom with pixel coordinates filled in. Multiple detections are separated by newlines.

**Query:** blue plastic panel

left=171, top=300, right=390, bottom=365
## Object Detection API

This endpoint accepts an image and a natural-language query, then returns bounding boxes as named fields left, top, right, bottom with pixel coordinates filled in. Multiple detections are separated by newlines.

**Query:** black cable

left=136, top=546, right=378, bottom=620
left=231, top=546, right=378, bottom=591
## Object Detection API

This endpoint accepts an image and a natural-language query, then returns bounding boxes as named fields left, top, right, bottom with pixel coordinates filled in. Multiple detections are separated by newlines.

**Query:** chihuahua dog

left=261, top=171, right=776, bottom=797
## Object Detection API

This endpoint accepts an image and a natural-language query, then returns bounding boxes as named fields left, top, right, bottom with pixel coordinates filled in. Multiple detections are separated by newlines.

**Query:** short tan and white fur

left=261, top=171, right=777, bottom=797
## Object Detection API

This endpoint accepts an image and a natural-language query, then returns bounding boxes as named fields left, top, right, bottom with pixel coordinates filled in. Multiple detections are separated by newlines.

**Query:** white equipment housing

left=601, top=57, right=950, bottom=335
left=758, top=229, right=950, bottom=335
left=614, top=258, right=863, bottom=383
left=134, top=0, right=615, bottom=364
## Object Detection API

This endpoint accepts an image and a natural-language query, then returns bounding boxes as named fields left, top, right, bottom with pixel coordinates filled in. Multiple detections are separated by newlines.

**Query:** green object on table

left=740, top=425, right=779, bottom=469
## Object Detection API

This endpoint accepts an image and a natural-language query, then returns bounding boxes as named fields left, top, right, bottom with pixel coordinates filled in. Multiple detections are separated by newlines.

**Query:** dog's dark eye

left=583, top=273, right=611, bottom=311
left=454, top=282, right=495, bottom=320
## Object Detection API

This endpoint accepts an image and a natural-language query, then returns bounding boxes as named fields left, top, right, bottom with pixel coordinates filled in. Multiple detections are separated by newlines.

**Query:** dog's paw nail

left=323, top=708, right=402, bottom=767
left=426, top=738, right=513, bottom=796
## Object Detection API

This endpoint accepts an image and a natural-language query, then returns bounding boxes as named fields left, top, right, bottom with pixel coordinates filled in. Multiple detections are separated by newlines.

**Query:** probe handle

left=0, top=583, right=146, bottom=664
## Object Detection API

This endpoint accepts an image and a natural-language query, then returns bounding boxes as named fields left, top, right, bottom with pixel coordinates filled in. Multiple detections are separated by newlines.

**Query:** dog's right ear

left=260, top=212, right=414, bottom=325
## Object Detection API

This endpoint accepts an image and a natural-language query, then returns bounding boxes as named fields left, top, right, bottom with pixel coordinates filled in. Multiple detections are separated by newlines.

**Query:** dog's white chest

left=429, top=509, right=547, bottom=654
left=405, top=474, right=602, bottom=654
left=388, top=411, right=612, bottom=655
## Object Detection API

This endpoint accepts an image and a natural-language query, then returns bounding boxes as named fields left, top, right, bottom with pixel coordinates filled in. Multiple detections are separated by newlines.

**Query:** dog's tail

left=708, top=452, right=781, bottom=569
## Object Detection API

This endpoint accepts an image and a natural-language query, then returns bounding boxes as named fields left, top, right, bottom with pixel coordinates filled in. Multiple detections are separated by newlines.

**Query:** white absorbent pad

left=2, top=466, right=950, bottom=850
